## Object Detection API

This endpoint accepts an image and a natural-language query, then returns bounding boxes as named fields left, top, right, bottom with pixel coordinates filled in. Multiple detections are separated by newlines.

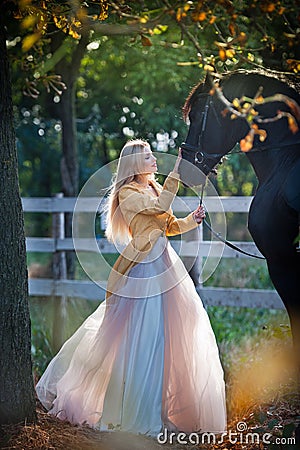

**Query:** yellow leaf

left=219, top=48, right=226, bottom=61
left=141, top=35, right=152, bottom=46
left=232, top=98, right=240, bottom=108
left=238, top=32, right=247, bottom=45
left=226, top=48, right=235, bottom=58
left=260, top=2, right=276, bottom=12
left=286, top=58, right=300, bottom=73
left=21, top=15, right=37, bottom=30
left=53, top=16, right=67, bottom=31
left=22, top=32, right=41, bottom=52
left=228, top=22, right=236, bottom=36
left=288, top=116, right=299, bottom=134
left=266, top=3, right=276, bottom=12
left=176, top=7, right=183, bottom=21
left=256, top=95, right=264, bottom=104
left=240, top=132, right=254, bottom=152
left=152, top=25, right=168, bottom=35
left=140, top=15, right=149, bottom=23
left=69, top=28, right=81, bottom=39
left=203, top=64, right=215, bottom=72
left=242, top=102, right=251, bottom=109
left=198, top=12, right=206, bottom=21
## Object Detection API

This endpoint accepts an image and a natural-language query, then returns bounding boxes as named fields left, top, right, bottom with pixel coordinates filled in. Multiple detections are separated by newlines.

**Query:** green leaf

left=282, top=422, right=296, bottom=437
left=267, top=419, right=279, bottom=430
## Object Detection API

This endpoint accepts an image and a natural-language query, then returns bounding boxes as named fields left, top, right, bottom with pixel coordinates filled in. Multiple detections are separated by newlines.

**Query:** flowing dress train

left=36, top=236, right=226, bottom=436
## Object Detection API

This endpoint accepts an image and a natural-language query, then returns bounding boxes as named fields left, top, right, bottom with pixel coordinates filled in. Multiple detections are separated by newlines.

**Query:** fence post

left=52, top=192, right=67, bottom=353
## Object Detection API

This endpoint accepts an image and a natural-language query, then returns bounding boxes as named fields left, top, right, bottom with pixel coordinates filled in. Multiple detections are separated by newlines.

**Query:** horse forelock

left=182, top=82, right=204, bottom=122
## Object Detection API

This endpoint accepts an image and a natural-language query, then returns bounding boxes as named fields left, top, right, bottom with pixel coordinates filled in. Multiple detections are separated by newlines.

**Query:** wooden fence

left=23, top=195, right=284, bottom=310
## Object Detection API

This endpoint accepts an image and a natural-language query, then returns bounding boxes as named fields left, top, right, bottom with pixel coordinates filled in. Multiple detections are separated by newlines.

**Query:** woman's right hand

left=173, top=148, right=182, bottom=173
left=193, top=205, right=206, bottom=224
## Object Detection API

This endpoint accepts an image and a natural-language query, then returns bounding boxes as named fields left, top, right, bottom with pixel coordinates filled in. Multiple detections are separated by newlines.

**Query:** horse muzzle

left=180, top=142, right=223, bottom=180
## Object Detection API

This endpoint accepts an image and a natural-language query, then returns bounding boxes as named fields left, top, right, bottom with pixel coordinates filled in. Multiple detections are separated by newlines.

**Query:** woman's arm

left=166, top=205, right=206, bottom=236
left=119, top=171, right=180, bottom=215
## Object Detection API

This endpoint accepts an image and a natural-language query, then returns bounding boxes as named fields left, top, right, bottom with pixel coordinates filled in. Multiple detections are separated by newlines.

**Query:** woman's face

left=142, top=147, right=157, bottom=174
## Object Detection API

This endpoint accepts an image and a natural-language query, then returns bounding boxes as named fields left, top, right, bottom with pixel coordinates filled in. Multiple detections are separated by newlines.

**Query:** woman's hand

left=173, top=148, right=182, bottom=173
left=193, top=205, right=206, bottom=224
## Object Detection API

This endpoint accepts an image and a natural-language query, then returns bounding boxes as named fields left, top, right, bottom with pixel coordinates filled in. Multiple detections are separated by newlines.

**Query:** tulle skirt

left=36, top=237, right=226, bottom=437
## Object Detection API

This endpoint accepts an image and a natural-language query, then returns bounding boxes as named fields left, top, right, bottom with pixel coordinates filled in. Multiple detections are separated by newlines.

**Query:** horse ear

left=204, top=71, right=213, bottom=91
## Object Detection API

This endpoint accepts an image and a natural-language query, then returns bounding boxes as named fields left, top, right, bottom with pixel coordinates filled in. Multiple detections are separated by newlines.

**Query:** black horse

left=180, top=69, right=300, bottom=366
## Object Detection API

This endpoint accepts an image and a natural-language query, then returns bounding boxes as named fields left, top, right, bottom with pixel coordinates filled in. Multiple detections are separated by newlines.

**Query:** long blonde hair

left=105, top=139, right=154, bottom=244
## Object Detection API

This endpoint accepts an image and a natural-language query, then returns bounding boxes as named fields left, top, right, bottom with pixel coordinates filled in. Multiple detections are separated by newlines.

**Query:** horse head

left=179, top=72, right=248, bottom=186
left=180, top=70, right=300, bottom=187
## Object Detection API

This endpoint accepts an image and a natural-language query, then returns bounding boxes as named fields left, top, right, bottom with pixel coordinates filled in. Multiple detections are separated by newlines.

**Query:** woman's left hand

left=193, top=205, right=206, bottom=224
left=173, top=148, right=182, bottom=173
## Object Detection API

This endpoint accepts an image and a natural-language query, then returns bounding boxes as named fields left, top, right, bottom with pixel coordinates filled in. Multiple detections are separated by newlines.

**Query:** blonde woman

left=36, top=139, right=226, bottom=437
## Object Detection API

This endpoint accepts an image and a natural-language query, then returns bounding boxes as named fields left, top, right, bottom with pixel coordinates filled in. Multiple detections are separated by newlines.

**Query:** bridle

left=181, top=94, right=225, bottom=175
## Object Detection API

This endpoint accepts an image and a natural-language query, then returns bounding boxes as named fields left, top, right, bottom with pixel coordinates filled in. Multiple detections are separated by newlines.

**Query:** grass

left=204, top=257, right=273, bottom=289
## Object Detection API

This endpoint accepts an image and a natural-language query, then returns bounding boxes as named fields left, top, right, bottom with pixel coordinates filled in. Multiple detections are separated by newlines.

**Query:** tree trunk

left=0, top=20, right=36, bottom=424
left=52, top=33, right=89, bottom=278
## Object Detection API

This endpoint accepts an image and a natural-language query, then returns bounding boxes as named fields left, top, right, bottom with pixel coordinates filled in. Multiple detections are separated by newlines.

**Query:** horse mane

left=182, top=83, right=203, bottom=122
left=182, top=68, right=300, bottom=122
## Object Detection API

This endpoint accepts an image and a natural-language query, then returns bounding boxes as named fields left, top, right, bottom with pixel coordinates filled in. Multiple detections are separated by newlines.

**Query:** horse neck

left=245, top=144, right=300, bottom=185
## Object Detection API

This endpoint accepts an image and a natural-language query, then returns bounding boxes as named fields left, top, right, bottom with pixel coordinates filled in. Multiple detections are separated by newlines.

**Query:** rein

left=197, top=186, right=265, bottom=260
left=181, top=147, right=266, bottom=260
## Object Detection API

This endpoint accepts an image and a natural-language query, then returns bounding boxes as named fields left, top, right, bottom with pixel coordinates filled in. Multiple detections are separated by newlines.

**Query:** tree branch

left=162, top=0, right=205, bottom=60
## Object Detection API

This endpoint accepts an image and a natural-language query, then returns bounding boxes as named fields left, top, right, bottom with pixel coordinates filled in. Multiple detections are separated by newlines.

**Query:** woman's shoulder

left=119, top=182, right=144, bottom=200
left=119, top=177, right=162, bottom=197
left=120, top=181, right=142, bottom=192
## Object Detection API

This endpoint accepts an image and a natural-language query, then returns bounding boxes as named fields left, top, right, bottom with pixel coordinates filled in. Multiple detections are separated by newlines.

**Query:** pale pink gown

left=36, top=236, right=226, bottom=436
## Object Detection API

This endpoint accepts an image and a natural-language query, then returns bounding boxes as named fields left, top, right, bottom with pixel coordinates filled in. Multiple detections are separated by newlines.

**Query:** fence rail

left=23, top=196, right=283, bottom=310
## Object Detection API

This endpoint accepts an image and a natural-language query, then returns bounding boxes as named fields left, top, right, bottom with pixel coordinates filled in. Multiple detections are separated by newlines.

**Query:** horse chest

left=248, top=185, right=298, bottom=259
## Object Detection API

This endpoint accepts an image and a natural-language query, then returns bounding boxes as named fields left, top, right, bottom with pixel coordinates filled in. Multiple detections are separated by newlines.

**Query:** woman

left=36, top=139, right=226, bottom=437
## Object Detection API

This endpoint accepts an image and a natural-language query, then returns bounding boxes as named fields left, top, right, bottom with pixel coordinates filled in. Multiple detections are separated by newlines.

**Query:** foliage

left=8, top=0, right=299, bottom=202
left=176, top=0, right=300, bottom=72
left=208, top=305, right=288, bottom=354
left=205, top=257, right=273, bottom=289
left=6, top=0, right=300, bottom=98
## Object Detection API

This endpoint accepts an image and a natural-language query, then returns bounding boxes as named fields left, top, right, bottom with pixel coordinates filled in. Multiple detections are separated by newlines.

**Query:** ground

left=1, top=328, right=299, bottom=449
left=0, top=390, right=299, bottom=450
